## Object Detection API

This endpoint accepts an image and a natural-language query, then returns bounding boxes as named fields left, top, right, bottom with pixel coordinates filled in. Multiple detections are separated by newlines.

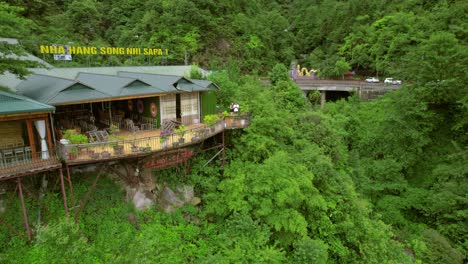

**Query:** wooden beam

left=17, top=178, right=32, bottom=240
left=45, top=117, right=53, bottom=153
left=0, top=112, right=48, bottom=122
left=26, top=120, right=37, bottom=160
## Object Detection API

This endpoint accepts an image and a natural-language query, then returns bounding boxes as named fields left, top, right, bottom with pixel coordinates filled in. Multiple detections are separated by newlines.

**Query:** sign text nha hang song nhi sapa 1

left=39, top=45, right=169, bottom=56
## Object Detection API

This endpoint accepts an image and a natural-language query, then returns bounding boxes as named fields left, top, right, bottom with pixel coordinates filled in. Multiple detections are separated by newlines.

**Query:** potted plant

left=175, top=125, right=187, bottom=143
left=160, top=130, right=172, bottom=148
left=68, top=146, right=79, bottom=160
left=108, top=134, right=124, bottom=155
left=143, top=143, right=152, bottom=152
left=203, top=114, right=219, bottom=133
left=90, top=152, right=100, bottom=159
left=131, top=142, right=139, bottom=153
left=62, top=129, right=88, bottom=160
left=101, top=151, right=111, bottom=158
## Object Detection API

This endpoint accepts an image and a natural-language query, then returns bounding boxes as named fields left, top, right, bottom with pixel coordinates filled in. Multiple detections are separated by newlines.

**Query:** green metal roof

left=0, top=90, right=55, bottom=115
left=117, top=71, right=181, bottom=92
left=16, top=74, right=77, bottom=103
left=190, top=79, right=220, bottom=90
left=46, top=83, right=111, bottom=105
left=76, top=72, right=165, bottom=97
left=14, top=70, right=220, bottom=106
left=16, top=75, right=111, bottom=105
left=0, top=65, right=210, bottom=91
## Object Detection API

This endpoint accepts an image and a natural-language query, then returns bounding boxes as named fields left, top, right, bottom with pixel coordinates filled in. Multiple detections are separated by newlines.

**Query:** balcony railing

left=223, top=113, right=251, bottom=129
left=0, top=150, right=61, bottom=179
left=59, top=114, right=251, bottom=164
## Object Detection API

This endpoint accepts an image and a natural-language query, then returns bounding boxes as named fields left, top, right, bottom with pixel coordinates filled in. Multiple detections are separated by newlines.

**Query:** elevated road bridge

left=294, top=79, right=401, bottom=106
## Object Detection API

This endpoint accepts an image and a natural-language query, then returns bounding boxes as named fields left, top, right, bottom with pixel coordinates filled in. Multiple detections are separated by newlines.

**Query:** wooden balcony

left=59, top=114, right=251, bottom=165
left=0, top=150, right=62, bottom=180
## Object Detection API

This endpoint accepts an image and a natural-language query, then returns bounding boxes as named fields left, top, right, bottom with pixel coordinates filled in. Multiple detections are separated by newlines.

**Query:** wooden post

left=17, top=178, right=32, bottom=240
left=66, top=165, right=77, bottom=222
left=45, top=118, right=53, bottom=156
left=59, top=169, right=69, bottom=217
left=26, top=120, right=37, bottom=160
left=108, top=101, right=112, bottom=126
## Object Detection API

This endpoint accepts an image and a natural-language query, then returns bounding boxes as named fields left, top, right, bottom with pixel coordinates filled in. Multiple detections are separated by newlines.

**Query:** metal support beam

left=320, top=91, right=326, bottom=109
left=76, top=165, right=104, bottom=221
left=17, top=178, right=31, bottom=240
left=59, top=169, right=69, bottom=217
left=222, top=128, right=225, bottom=166
left=66, top=165, right=77, bottom=221
left=0, top=216, right=26, bottom=241
left=203, top=148, right=224, bottom=167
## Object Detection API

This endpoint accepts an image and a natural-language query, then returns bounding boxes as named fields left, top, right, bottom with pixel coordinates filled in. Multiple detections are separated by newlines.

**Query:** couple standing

left=230, top=102, right=240, bottom=114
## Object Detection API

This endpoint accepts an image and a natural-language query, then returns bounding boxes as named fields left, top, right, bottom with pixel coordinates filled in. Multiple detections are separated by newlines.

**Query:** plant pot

left=91, top=153, right=100, bottom=159
left=101, top=151, right=111, bottom=158
left=131, top=146, right=139, bottom=153
left=68, top=153, right=78, bottom=160
left=143, top=147, right=151, bottom=152
left=161, top=141, right=168, bottom=148
left=113, top=145, right=124, bottom=155
left=178, top=138, right=185, bottom=143
left=173, top=142, right=180, bottom=148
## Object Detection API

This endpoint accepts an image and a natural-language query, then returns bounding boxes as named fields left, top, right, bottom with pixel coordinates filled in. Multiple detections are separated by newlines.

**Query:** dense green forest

left=0, top=0, right=467, bottom=263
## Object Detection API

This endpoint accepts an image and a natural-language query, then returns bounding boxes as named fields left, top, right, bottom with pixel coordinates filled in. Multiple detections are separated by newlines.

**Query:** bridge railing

left=294, top=79, right=401, bottom=90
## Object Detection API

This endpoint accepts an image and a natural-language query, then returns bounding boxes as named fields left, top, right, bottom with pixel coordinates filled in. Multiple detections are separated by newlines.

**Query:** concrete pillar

left=320, top=91, right=326, bottom=109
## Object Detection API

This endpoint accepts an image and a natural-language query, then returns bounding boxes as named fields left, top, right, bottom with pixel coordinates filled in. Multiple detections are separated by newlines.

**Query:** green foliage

left=203, top=114, right=219, bottom=128
left=269, top=63, right=290, bottom=86
left=0, top=2, right=40, bottom=78
left=420, top=229, right=464, bottom=264
left=188, top=64, right=203, bottom=79
left=291, top=237, right=328, bottom=264
left=1, top=1, right=467, bottom=262
left=62, top=129, right=88, bottom=144
left=174, top=124, right=187, bottom=137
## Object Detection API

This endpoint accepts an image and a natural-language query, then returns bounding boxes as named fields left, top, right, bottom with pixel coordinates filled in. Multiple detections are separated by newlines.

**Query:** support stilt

left=17, top=178, right=32, bottom=240
left=66, top=165, right=77, bottom=221
left=59, top=169, right=69, bottom=217
left=222, top=128, right=225, bottom=166
left=320, top=90, right=326, bottom=109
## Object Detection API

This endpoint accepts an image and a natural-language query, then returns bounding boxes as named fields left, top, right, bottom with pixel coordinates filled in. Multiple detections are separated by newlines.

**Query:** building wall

left=200, top=91, right=217, bottom=120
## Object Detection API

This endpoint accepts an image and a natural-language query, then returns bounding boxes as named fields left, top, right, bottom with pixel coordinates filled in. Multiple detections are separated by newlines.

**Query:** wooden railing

left=0, top=150, right=61, bottom=179
left=224, top=113, right=251, bottom=129
left=60, top=114, right=251, bottom=164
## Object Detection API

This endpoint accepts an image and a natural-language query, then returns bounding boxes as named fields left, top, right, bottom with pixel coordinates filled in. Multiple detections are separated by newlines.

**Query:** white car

left=365, top=77, right=379, bottom=83
left=384, top=78, right=402, bottom=85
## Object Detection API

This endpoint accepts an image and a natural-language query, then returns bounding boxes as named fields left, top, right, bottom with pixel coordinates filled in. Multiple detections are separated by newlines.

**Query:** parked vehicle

left=365, top=77, right=379, bottom=83
left=384, top=78, right=402, bottom=85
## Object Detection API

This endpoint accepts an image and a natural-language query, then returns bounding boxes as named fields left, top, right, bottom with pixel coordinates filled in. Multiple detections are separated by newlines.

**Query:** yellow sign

left=39, top=45, right=168, bottom=56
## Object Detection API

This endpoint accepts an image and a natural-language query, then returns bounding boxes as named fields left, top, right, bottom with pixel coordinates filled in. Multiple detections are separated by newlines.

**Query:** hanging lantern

left=128, top=100, right=133, bottom=111
left=150, top=102, right=157, bottom=117
left=137, top=99, right=144, bottom=114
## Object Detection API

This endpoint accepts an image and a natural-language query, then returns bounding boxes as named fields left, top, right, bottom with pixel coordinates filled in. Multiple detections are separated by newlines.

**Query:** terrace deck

left=61, top=115, right=250, bottom=165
